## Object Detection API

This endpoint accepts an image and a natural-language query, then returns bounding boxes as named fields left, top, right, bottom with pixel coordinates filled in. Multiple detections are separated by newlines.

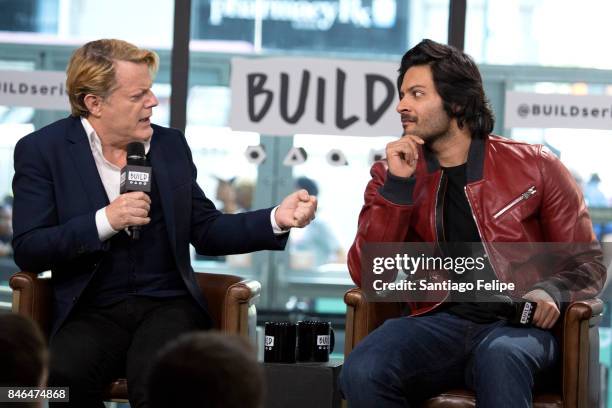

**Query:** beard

left=405, top=113, right=452, bottom=146
left=420, top=127, right=449, bottom=146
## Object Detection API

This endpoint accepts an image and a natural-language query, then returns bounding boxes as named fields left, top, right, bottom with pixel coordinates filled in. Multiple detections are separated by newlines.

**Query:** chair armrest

left=561, top=298, right=603, bottom=408
left=9, top=271, right=52, bottom=336
left=195, top=272, right=261, bottom=340
left=344, top=287, right=404, bottom=357
left=224, top=279, right=261, bottom=338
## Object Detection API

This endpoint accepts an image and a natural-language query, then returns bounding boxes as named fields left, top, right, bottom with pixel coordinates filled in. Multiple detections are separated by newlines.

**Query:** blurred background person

left=584, top=173, right=608, bottom=208
left=234, top=177, right=255, bottom=212
left=582, top=173, right=612, bottom=240
left=214, top=176, right=239, bottom=214
left=289, top=177, right=345, bottom=268
left=0, top=195, right=13, bottom=257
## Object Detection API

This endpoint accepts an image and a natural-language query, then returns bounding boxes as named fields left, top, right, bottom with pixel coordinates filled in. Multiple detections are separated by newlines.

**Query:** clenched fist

left=275, top=189, right=317, bottom=230
left=105, top=191, right=151, bottom=231
left=386, top=135, right=425, bottom=178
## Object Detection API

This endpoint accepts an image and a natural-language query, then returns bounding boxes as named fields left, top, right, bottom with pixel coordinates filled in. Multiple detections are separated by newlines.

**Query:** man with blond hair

left=12, top=39, right=316, bottom=407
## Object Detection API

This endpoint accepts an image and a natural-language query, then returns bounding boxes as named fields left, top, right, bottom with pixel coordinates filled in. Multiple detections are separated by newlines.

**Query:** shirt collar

left=80, top=116, right=151, bottom=155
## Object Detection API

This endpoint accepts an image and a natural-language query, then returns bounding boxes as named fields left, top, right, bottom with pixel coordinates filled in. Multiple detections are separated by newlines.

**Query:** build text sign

left=230, top=57, right=401, bottom=137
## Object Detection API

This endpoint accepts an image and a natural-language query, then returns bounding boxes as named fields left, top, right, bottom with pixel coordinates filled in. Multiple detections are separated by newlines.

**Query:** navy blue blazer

left=12, top=116, right=287, bottom=336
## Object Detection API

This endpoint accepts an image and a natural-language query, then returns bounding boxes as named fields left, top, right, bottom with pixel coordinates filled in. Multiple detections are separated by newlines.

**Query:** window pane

left=191, top=0, right=449, bottom=55
left=0, top=60, right=37, bottom=288
left=0, top=0, right=58, bottom=33
left=466, top=0, right=612, bottom=68
left=0, top=0, right=174, bottom=46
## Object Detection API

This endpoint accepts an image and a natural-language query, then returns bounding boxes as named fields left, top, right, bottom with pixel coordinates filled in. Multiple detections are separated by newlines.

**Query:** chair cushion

left=105, top=379, right=129, bottom=402
left=421, top=389, right=562, bottom=408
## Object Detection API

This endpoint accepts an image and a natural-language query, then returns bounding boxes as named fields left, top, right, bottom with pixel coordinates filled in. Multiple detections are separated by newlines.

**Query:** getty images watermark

left=371, top=251, right=514, bottom=293
left=360, top=242, right=608, bottom=303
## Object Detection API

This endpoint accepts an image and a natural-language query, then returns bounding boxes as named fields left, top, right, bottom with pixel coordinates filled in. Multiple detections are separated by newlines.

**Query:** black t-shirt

left=439, top=163, right=499, bottom=323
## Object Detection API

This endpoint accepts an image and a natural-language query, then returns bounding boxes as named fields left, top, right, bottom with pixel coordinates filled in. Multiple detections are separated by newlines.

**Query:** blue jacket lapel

left=149, top=135, right=177, bottom=253
left=66, top=117, right=109, bottom=211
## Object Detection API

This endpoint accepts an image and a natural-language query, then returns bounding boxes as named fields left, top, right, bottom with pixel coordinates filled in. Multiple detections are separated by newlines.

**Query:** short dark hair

left=147, top=331, right=264, bottom=408
left=398, top=39, right=495, bottom=139
left=0, top=314, right=48, bottom=387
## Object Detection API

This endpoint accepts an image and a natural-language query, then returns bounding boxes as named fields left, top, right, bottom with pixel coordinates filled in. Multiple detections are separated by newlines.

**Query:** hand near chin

left=385, top=134, right=425, bottom=178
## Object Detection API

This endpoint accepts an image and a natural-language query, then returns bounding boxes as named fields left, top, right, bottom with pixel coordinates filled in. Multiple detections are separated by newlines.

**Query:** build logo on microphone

left=128, top=171, right=150, bottom=185
left=120, top=166, right=152, bottom=193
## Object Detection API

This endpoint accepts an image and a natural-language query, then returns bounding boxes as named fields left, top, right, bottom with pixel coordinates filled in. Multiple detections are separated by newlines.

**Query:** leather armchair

left=343, top=288, right=603, bottom=408
left=10, top=271, right=261, bottom=403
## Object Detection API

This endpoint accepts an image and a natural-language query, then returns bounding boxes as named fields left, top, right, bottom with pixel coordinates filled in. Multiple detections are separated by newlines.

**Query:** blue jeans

left=339, top=312, right=558, bottom=408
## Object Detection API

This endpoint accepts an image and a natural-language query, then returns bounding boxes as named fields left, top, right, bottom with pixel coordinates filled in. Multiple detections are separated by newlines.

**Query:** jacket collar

left=65, top=116, right=109, bottom=209
left=148, top=130, right=177, bottom=255
left=422, top=135, right=487, bottom=183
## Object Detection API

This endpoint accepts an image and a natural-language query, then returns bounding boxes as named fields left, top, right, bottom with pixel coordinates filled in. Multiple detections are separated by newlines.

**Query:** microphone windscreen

left=127, top=142, right=146, bottom=163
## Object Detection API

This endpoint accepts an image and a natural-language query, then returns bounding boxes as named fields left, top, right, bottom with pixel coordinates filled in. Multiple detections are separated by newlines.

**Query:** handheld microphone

left=485, top=295, right=538, bottom=326
left=120, top=142, right=152, bottom=240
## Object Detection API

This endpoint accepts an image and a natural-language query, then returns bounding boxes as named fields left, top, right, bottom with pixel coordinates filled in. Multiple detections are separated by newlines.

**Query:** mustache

left=401, top=114, right=417, bottom=122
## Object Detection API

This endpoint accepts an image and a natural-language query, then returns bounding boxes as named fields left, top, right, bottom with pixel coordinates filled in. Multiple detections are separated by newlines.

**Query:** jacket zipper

left=433, top=171, right=445, bottom=243
left=492, top=186, right=537, bottom=219
left=464, top=186, right=497, bottom=277
left=427, top=172, right=450, bottom=308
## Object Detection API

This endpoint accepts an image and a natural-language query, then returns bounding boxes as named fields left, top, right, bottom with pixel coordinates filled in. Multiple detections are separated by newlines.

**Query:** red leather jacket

left=348, top=135, right=606, bottom=316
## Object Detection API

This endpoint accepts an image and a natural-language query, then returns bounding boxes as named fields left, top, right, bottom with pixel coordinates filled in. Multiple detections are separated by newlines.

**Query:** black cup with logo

left=264, top=322, right=297, bottom=363
left=296, top=321, right=335, bottom=362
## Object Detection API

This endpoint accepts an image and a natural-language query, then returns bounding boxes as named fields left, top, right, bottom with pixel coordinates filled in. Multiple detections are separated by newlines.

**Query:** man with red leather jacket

left=339, top=39, right=606, bottom=408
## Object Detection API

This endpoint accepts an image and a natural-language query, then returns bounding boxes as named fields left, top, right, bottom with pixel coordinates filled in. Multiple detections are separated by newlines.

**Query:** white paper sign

left=505, top=91, right=612, bottom=130
left=230, top=57, right=402, bottom=137
left=0, top=70, right=69, bottom=111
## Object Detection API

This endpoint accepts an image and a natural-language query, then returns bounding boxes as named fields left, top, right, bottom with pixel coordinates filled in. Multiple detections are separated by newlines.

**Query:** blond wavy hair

left=66, top=39, right=159, bottom=117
